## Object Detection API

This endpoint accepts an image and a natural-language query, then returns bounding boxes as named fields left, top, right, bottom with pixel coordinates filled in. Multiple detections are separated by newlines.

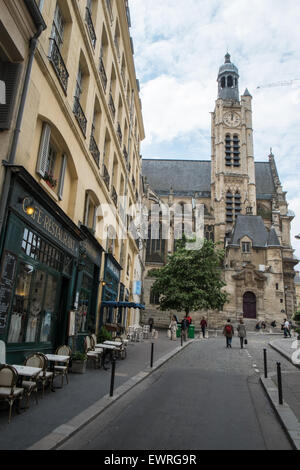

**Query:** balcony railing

left=116, top=122, right=122, bottom=146
left=49, top=38, right=69, bottom=94
left=114, top=37, right=120, bottom=61
left=85, top=7, right=97, bottom=48
left=109, top=93, right=116, bottom=120
left=123, top=146, right=128, bottom=162
left=111, top=186, right=118, bottom=208
left=132, top=175, right=136, bottom=188
left=99, top=57, right=107, bottom=92
left=73, top=96, right=87, bottom=137
left=89, top=135, right=100, bottom=166
left=102, top=164, right=110, bottom=191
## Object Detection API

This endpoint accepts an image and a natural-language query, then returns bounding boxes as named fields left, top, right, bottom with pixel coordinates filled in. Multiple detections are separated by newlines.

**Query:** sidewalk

left=260, top=337, right=300, bottom=450
left=0, top=332, right=193, bottom=450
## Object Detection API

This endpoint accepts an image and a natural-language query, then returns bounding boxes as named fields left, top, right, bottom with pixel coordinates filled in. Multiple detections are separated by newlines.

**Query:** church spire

left=217, top=53, right=240, bottom=102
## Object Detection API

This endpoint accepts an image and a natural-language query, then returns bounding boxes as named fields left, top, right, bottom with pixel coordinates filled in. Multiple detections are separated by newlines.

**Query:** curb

left=260, top=374, right=300, bottom=450
left=269, top=341, right=300, bottom=369
left=28, top=339, right=195, bottom=451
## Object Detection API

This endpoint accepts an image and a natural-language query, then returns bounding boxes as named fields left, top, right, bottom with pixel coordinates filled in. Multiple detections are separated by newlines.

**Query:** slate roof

left=142, top=159, right=276, bottom=199
left=229, top=215, right=280, bottom=248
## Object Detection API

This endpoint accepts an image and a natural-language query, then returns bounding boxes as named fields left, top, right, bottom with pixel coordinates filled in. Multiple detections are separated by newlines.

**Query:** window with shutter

left=58, top=154, right=67, bottom=200
left=0, top=62, right=21, bottom=130
left=36, top=123, right=51, bottom=177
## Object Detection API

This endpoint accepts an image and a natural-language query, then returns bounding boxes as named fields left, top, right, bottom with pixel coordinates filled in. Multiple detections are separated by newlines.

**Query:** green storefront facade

left=0, top=167, right=102, bottom=364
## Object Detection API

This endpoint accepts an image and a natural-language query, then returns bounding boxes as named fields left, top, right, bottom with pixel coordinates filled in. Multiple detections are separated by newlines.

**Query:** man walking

left=283, top=319, right=292, bottom=338
left=200, top=317, right=208, bottom=339
left=181, top=316, right=189, bottom=342
left=223, top=319, right=234, bottom=348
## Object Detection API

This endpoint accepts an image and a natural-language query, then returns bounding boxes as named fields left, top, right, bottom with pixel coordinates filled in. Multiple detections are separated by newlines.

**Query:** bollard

left=110, top=357, right=116, bottom=397
left=263, top=349, right=268, bottom=378
left=150, top=342, right=154, bottom=368
left=277, top=362, right=283, bottom=405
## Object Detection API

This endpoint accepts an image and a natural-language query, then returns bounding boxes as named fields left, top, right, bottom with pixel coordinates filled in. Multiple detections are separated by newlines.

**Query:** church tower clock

left=211, top=53, right=257, bottom=244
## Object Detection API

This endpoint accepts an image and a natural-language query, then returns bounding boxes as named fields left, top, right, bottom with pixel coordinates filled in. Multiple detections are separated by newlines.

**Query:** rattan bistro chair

left=24, top=353, right=53, bottom=397
left=0, top=365, right=24, bottom=423
left=84, top=336, right=102, bottom=369
left=54, top=345, right=72, bottom=387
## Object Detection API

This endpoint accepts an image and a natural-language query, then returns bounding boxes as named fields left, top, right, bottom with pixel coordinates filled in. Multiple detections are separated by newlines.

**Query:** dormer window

left=242, top=242, right=251, bottom=253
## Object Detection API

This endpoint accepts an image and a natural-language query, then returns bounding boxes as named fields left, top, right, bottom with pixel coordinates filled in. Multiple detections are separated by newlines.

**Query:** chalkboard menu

left=0, top=251, right=17, bottom=334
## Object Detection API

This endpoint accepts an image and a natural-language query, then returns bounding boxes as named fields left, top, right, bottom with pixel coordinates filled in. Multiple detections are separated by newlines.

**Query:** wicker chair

left=84, top=336, right=102, bottom=369
left=54, top=345, right=72, bottom=387
left=0, top=365, right=24, bottom=423
left=25, top=353, right=53, bottom=397
left=0, top=340, right=6, bottom=364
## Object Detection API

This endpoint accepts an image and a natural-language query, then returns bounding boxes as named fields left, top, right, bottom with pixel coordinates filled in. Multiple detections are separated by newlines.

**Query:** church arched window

left=235, top=192, right=242, bottom=218
left=227, top=75, right=233, bottom=88
left=233, top=134, right=240, bottom=167
left=146, top=221, right=166, bottom=264
left=221, top=76, right=226, bottom=88
left=226, top=191, right=233, bottom=223
left=205, top=225, right=215, bottom=242
left=225, top=134, right=232, bottom=166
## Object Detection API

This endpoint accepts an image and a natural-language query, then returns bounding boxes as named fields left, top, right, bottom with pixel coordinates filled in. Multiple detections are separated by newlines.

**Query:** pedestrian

left=237, top=319, right=247, bottom=349
left=255, top=322, right=261, bottom=331
left=261, top=321, right=267, bottom=330
left=271, top=320, right=277, bottom=328
left=148, top=317, right=154, bottom=333
left=169, top=315, right=178, bottom=341
left=200, top=317, right=208, bottom=339
left=283, top=319, right=292, bottom=338
left=223, top=319, right=234, bottom=348
left=181, top=316, right=189, bottom=342
left=186, top=313, right=192, bottom=327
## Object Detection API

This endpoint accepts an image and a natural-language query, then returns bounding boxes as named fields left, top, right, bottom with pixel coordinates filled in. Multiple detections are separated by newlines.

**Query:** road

left=59, top=334, right=295, bottom=450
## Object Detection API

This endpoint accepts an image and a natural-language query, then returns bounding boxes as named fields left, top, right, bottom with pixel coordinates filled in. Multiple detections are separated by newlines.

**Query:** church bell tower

left=211, top=53, right=257, bottom=244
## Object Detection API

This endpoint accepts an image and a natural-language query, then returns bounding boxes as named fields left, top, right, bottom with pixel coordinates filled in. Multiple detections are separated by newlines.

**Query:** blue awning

left=101, top=301, right=138, bottom=309
left=135, top=304, right=146, bottom=310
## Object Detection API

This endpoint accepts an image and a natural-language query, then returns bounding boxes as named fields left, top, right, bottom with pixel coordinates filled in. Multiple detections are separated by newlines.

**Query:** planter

left=71, top=359, right=87, bottom=374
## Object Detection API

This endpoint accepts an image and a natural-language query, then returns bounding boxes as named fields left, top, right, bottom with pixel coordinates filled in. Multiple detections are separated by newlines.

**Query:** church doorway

left=243, top=292, right=257, bottom=319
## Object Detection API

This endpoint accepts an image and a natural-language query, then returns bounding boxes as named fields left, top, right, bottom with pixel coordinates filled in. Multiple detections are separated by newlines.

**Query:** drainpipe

left=0, top=24, right=44, bottom=240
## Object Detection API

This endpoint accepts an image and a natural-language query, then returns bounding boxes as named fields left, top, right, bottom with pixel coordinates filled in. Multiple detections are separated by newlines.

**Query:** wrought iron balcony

left=116, top=122, right=122, bottom=146
left=99, top=57, right=107, bottom=92
left=73, top=96, right=87, bottom=137
left=109, top=93, right=116, bottom=121
left=132, top=175, right=136, bottom=188
left=102, top=164, right=110, bottom=191
left=49, top=38, right=69, bottom=94
left=123, top=146, right=128, bottom=162
left=85, top=7, right=97, bottom=48
left=114, top=37, right=120, bottom=61
left=89, top=134, right=100, bottom=166
left=111, top=186, right=118, bottom=208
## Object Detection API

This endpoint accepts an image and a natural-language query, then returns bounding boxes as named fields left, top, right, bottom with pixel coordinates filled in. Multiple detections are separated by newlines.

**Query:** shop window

left=21, top=227, right=63, bottom=271
left=0, top=58, right=21, bottom=130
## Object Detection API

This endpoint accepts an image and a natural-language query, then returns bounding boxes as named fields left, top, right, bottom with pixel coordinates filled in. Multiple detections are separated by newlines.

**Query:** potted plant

left=71, top=352, right=87, bottom=374
left=44, top=171, right=57, bottom=189
left=97, top=326, right=113, bottom=344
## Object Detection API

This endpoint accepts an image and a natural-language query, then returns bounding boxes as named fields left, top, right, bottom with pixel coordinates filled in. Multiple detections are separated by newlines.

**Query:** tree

left=149, top=237, right=229, bottom=314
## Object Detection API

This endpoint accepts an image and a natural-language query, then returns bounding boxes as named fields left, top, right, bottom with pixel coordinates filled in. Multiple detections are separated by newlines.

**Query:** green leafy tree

left=149, top=237, right=229, bottom=314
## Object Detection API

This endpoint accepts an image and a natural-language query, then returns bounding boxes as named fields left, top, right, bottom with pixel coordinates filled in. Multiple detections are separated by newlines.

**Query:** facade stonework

left=142, top=54, right=297, bottom=329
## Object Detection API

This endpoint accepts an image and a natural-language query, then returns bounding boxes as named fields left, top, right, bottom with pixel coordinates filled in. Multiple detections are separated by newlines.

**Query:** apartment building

left=0, top=0, right=145, bottom=364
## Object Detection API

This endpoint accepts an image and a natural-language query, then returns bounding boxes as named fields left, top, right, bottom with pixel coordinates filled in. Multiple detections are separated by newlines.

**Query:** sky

left=129, top=0, right=300, bottom=266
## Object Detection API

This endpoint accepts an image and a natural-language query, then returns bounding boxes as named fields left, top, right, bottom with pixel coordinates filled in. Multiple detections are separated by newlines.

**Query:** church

left=142, top=54, right=297, bottom=329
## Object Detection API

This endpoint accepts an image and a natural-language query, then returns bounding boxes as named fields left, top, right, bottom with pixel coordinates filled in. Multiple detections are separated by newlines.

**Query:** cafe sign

left=12, top=183, right=79, bottom=257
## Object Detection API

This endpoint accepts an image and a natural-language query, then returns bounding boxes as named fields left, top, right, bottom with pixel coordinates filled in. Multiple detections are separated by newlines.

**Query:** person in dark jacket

left=223, top=319, right=234, bottom=348
left=181, top=316, right=189, bottom=342
left=200, top=317, right=208, bottom=339
left=237, top=319, right=247, bottom=349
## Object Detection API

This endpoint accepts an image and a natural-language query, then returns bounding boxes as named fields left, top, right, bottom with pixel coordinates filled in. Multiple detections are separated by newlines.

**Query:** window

left=150, top=288, right=160, bottom=305
left=205, top=225, right=215, bottom=242
left=84, top=192, right=98, bottom=232
left=242, top=242, right=251, bottom=253
left=146, top=222, right=166, bottom=264
left=49, top=2, right=69, bottom=93
left=226, top=192, right=233, bottom=223
left=225, top=134, right=240, bottom=167
left=0, top=50, right=21, bottom=130
left=36, top=122, right=67, bottom=199
left=233, top=135, right=240, bottom=167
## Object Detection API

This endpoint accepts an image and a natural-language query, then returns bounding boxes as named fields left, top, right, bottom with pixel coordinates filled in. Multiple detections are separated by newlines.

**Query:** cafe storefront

left=100, top=253, right=122, bottom=335
left=72, top=225, right=104, bottom=350
left=0, top=167, right=84, bottom=364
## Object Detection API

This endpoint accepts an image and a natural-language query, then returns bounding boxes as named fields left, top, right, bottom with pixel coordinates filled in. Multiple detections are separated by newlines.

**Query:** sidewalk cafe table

left=45, top=354, right=70, bottom=389
left=95, top=344, right=117, bottom=370
left=12, top=365, right=42, bottom=409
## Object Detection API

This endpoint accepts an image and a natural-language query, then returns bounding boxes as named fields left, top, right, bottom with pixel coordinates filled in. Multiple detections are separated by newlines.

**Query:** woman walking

left=237, top=319, right=247, bottom=349
left=223, top=319, right=234, bottom=348
left=169, top=315, right=178, bottom=341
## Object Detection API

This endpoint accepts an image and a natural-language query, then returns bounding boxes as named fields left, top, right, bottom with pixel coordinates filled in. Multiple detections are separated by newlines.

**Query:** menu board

left=0, top=252, right=17, bottom=334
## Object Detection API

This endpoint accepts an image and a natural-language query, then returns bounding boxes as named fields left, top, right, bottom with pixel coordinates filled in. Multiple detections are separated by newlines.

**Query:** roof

left=142, top=159, right=276, bottom=199
left=229, top=215, right=280, bottom=248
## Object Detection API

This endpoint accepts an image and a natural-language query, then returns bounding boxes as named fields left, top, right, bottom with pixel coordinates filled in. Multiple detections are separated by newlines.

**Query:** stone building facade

left=142, top=54, right=297, bottom=329
left=0, top=0, right=145, bottom=363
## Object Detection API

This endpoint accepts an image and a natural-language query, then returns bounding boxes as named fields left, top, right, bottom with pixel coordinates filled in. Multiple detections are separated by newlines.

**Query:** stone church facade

left=141, top=54, right=297, bottom=329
